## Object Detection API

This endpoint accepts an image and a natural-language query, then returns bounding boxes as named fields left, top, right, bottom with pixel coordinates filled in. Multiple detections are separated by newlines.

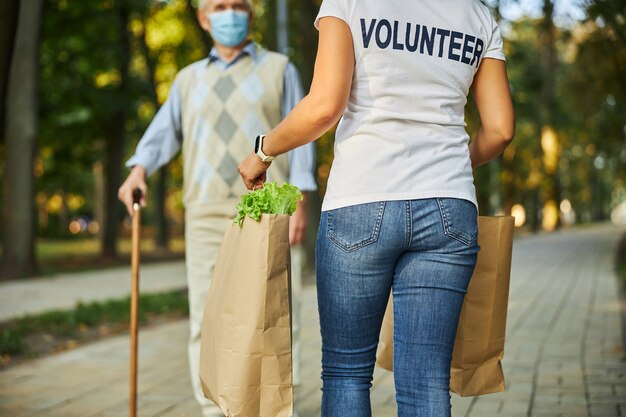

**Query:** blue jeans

left=316, top=198, right=479, bottom=417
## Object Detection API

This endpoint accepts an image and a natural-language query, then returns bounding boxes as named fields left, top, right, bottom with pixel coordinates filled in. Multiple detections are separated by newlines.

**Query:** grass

left=36, top=236, right=186, bottom=260
left=17, top=236, right=187, bottom=277
left=0, top=290, right=189, bottom=367
left=0, top=234, right=186, bottom=279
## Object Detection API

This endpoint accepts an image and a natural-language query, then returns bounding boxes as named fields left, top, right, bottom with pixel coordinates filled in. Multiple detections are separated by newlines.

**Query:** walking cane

left=130, top=188, right=142, bottom=417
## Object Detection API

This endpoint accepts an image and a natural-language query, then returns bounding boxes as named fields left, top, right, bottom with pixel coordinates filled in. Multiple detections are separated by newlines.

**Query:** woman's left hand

left=238, top=153, right=271, bottom=190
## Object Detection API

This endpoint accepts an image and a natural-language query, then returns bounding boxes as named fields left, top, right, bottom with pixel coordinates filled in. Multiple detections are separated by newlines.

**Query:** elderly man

left=118, top=0, right=316, bottom=415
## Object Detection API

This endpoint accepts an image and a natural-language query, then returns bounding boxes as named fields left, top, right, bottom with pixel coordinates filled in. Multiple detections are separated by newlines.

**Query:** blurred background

left=0, top=0, right=625, bottom=281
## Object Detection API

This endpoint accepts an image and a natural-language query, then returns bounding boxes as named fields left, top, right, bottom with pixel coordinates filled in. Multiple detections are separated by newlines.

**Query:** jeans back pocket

left=436, top=198, right=478, bottom=246
left=326, top=202, right=386, bottom=252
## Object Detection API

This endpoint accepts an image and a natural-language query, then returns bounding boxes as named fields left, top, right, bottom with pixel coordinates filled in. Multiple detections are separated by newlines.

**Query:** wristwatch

left=254, top=134, right=275, bottom=163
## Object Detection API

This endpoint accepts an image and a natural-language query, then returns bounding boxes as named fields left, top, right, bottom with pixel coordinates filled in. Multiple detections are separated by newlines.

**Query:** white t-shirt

left=315, top=0, right=505, bottom=211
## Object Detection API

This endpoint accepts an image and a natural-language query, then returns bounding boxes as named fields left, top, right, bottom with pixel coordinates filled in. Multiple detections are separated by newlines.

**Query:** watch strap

left=255, top=135, right=275, bottom=162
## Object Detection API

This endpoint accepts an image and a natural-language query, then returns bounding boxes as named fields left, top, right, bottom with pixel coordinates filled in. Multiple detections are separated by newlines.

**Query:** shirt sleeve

left=283, top=62, right=318, bottom=192
left=483, top=18, right=506, bottom=61
left=125, top=79, right=183, bottom=177
left=314, top=0, right=348, bottom=30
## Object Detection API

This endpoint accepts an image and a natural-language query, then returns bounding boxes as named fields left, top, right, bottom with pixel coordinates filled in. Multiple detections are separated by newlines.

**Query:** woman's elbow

left=492, top=113, right=515, bottom=146
left=316, top=106, right=344, bottom=128
left=501, top=105, right=516, bottom=144
left=501, top=121, right=515, bottom=145
left=307, top=94, right=345, bottom=129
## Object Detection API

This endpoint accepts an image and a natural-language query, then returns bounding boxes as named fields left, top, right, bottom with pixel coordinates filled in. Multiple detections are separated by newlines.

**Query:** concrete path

left=0, top=224, right=624, bottom=417
left=0, top=263, right=186, bottom=321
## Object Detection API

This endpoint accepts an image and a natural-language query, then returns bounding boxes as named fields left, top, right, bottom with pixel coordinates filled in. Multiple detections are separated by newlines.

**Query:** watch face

left=254, top=135, right=261, bottom=153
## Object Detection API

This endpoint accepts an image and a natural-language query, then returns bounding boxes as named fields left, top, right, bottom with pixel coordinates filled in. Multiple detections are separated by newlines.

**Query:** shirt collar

left=207, top=41, right=258, bottom=66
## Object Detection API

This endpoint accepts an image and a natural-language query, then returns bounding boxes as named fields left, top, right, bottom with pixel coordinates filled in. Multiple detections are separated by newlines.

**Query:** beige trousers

left=185, top=204, right=302, bottom=417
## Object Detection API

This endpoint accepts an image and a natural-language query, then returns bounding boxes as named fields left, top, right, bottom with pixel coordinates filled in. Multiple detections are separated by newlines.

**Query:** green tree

left=38, top=0, right=139, bottom=257
left=1, top=0, right=44, bottom=279
left=37, top=0, right=206, bottom=252
left=558, top=0, right=626, bottom=221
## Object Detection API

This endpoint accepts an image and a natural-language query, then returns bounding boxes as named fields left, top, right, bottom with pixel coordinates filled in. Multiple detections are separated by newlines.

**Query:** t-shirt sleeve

left=314, top=0, right=348, bottom=30
left=483, top=17, right=506, bottom=61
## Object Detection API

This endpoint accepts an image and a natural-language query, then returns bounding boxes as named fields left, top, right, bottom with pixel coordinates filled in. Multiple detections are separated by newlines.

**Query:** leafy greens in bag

left=235, top=182, right=303, bottom=226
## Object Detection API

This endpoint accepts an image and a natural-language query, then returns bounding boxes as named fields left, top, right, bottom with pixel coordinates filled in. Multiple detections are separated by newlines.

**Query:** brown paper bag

left=199, top=214, right=293, bottom=417
left=376, top=215, right=515, bottom=397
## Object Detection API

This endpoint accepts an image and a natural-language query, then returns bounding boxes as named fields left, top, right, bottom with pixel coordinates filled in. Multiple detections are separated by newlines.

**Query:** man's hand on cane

left=118, top=165, right=148, bottom=216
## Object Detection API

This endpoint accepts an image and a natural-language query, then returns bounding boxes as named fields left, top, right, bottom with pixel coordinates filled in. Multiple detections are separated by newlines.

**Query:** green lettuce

left=235, top=182, right=303, bottom=226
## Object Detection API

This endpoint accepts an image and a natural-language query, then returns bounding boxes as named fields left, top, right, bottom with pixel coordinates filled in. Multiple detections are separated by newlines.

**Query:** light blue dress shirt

left=126, top=42, right=317, bottom=192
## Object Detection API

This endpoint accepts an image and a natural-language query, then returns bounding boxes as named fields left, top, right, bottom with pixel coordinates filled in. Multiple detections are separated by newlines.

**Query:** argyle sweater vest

left=177, top=48, right=290, bottom=208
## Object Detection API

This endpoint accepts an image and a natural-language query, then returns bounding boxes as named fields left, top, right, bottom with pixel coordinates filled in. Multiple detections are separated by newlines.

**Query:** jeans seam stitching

left=405, top=201, right=412, bottom=248
left=437, top=198, right=473, bottom=246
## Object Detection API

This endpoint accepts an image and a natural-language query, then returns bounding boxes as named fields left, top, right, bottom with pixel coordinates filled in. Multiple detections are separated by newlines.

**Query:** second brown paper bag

left=199, top=214, right=293, bottom=417
left=376, top=215, right=515, bottom=397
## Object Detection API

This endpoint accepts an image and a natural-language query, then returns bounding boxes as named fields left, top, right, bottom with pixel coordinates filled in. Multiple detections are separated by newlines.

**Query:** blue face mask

left=208, top=10, right=249, bottom=47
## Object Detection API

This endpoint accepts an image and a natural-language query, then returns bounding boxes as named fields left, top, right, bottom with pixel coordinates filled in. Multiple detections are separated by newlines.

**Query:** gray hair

left=198, top=0, right=252, bottom=9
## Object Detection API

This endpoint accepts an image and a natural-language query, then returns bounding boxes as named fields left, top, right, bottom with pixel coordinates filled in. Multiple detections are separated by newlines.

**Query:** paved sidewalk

left=0, top=224, right=625, bottom=416
left=0, top=262, right=186, bottom=322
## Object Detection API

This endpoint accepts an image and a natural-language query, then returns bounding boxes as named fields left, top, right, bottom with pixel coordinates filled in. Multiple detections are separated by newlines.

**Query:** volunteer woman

left=238, top=0, right=514, bottom=415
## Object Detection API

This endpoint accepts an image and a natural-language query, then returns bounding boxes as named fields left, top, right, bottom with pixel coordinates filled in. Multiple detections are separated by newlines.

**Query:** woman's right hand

left=238, top=153, right=270, bottom=190
left=118, top=165, right=148, bottom=216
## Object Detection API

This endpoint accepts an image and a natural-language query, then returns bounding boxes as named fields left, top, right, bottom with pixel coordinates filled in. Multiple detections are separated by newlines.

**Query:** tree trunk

left=530, top=188, right=541, bottom=232
left=101, top=1, right=131, bottom=259
left=291, top=0, right=318, bottom=88
left=530, top=122, right=543, bottom=232
left=0, top=0, right=43, bottom=279
left=264, top=0, right=278, bottom=52
left=502, top=146, right=517, bottom=216
left=93, top=161, right=105, bottom=238
left=540, top=0, right=561, bottom=229
left=488, top=159, right=503, bottom=215
left=0, top=0, right=19, bottom=140
left=474, top=165, right=491, bottom=216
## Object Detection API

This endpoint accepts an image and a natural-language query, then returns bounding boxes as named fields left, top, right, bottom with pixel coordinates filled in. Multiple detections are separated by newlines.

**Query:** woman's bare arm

left=238, top=17, right=354, bottom=190
left=468, top=58, right=515, bottom=168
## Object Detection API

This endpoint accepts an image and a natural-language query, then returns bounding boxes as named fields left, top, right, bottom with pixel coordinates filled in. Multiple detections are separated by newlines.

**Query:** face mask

left=208, top=10, right=249, bottom=47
